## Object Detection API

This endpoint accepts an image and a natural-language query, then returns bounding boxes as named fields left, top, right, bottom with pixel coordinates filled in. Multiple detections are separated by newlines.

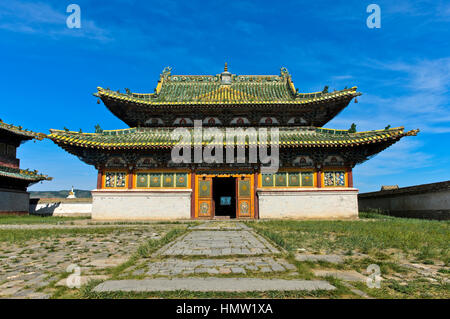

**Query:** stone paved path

left=94, top=278, right=335, bottom=292
left=157, top=230, right=280, bottom=257
left=100, top=221, right=337, bottom=293
left=144, top=257, right=296, bottom=276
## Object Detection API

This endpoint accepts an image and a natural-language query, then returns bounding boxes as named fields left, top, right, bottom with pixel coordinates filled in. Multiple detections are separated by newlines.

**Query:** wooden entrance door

left=197, top=176, right=214, bottom=218
left=236, top=176, right=253, bottom=218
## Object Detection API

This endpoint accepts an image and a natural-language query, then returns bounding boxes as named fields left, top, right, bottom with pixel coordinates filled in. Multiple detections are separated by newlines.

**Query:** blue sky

left=1, top=0, right=449, bottom=192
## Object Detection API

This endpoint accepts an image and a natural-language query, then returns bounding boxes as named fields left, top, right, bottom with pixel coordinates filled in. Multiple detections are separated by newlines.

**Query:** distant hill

left=30, top=189, right=92, bottom=199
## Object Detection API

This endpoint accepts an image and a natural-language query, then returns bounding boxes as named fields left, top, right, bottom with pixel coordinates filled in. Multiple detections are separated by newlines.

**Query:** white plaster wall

left=258, top=188, right=358, bottom=219
left=0, top=188, right=29, bottom=212
left=91, top=189, right=192, bottom=220
left=30, top=202, right=92, bottom=217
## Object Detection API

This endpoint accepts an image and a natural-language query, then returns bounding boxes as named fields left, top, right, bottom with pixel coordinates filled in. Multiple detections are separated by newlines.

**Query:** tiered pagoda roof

left=0, top=166, right=51, bottom=183
left=49, top=126, right=418, bottom=152
left=0, top=120, right=51, bottom=186
left=48, top=65, right=418, bottom=169
left=0, top=120, right=46, bottom=142
left=94, top=66, right=361, bottom=127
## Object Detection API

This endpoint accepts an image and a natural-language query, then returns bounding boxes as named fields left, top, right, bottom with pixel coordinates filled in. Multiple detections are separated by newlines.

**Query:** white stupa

left=67, top=186, right=76, bottom=199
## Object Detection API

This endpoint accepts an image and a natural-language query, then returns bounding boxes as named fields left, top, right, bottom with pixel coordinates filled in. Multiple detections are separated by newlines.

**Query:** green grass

left=358, top=211, right=396, bottom=219
left=246, top=217, right=450, bottom=264
left=0, top=227, right=141, bottom=243
left=246, top=216, right=449, bottom=299
left=0, top=215, right=89, bottom=225
left=352, top=278, right=450, bottom=299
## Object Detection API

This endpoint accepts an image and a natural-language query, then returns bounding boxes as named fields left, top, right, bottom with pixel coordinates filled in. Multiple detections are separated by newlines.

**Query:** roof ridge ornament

left=220, top=62, right=232, bottom=84
left=162, top=66, right=172, bottom=76
left=280, top=67, right=289, bottom=76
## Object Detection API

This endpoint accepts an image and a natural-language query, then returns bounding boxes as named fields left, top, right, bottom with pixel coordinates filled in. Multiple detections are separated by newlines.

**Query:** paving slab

left=86, top=258, right=128, bottom=268
left=313, top=270, right=367, bottom=282
left=55, top=275, right=110, bottom=287
left=93, top=278, right=336, bottom=292
left=295, top=254, right=344, bottom=264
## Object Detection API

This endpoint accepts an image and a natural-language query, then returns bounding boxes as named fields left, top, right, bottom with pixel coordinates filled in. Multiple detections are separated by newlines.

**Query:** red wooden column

left=128, top=168, right=133, bottom=189
left=316, top=168, right=322, bottom=188
left=96, top=168, right=103, bottom=189
left=347, top=168, right=353, bottom=188
left=190, top=171, right=196, bottom=219
left=253, top=172, right=259, bottom=219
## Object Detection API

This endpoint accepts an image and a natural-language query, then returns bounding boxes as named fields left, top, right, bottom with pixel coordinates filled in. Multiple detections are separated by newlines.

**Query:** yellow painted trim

left=155, top=76, right=164, bottom=94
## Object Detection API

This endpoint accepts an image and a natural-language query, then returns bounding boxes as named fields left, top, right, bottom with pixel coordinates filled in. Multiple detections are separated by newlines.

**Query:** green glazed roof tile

left=48, top=127, right=419, bottom=150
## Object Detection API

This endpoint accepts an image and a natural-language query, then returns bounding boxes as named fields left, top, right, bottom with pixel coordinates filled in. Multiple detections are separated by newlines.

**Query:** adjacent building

left=48, top=65, right=418, bottom=220
left=0, top=120, right=51, bottom=215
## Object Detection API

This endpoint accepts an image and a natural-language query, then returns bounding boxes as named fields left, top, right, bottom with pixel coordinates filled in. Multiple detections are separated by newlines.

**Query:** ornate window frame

left=322, top=169, right=348, bottom=187
left=103, top=169, right=128, bottom=189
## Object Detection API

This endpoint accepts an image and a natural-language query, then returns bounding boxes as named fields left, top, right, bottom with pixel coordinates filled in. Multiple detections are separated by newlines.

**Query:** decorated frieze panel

left=136, top=157, right=159, bottom=168
left=202, top=117, right=222, bottom=126
left=135, top=171, right=189, bottom=188
left=144, top=118, right=164, bottom=126
left=261, top=171, right=315, bottom=188
left=173, top=118, right=193, bottom=125
left=292, top=155, right=314, bottom=167
left=324, top=155, right=345, bottom=166
left=105, top=156, right=127, bottom=168
left=230, top=117, right=250, bottom=125
left=259, top=117, right=279, bottom=125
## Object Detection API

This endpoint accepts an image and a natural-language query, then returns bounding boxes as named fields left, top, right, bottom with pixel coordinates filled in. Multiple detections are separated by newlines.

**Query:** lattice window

left=324, top=171, right=346, bottom=187
left=104, top=171, right=127, bottom=188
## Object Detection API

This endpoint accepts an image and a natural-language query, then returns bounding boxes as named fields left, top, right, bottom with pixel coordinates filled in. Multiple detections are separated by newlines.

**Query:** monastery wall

left=257, top=188, right=359, bottom=219
left=359, top=181, right=450, bottom=220
left=91, top=189, right=192, bottom=220
left=0, top=188, right=29, bottom=214
left=29, top=198, right=92, bottom=217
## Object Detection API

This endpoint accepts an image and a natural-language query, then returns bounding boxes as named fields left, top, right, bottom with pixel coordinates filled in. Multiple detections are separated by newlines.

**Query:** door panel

left=236, top=177, right=252, bottom=218
left=197, top=177, right=213, bottom=218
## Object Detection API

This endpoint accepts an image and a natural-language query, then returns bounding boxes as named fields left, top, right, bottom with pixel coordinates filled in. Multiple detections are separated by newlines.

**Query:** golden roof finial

left=224, top=62, right=228, bottom=72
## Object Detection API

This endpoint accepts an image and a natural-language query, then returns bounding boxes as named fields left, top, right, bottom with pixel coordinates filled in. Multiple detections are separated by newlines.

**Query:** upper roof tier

left=94, top=66, right=361, bottom=128
left=0, top=119, right=46, bottom=142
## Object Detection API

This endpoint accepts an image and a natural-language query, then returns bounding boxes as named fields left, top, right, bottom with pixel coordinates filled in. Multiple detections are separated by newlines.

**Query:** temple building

left=0, top=120, right=51, bottom=215
left=48, top=65, right=418, bottom=220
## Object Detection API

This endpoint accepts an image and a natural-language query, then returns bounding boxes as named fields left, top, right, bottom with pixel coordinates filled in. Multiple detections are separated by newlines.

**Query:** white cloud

left=355, top=139, right=432, bottom=177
